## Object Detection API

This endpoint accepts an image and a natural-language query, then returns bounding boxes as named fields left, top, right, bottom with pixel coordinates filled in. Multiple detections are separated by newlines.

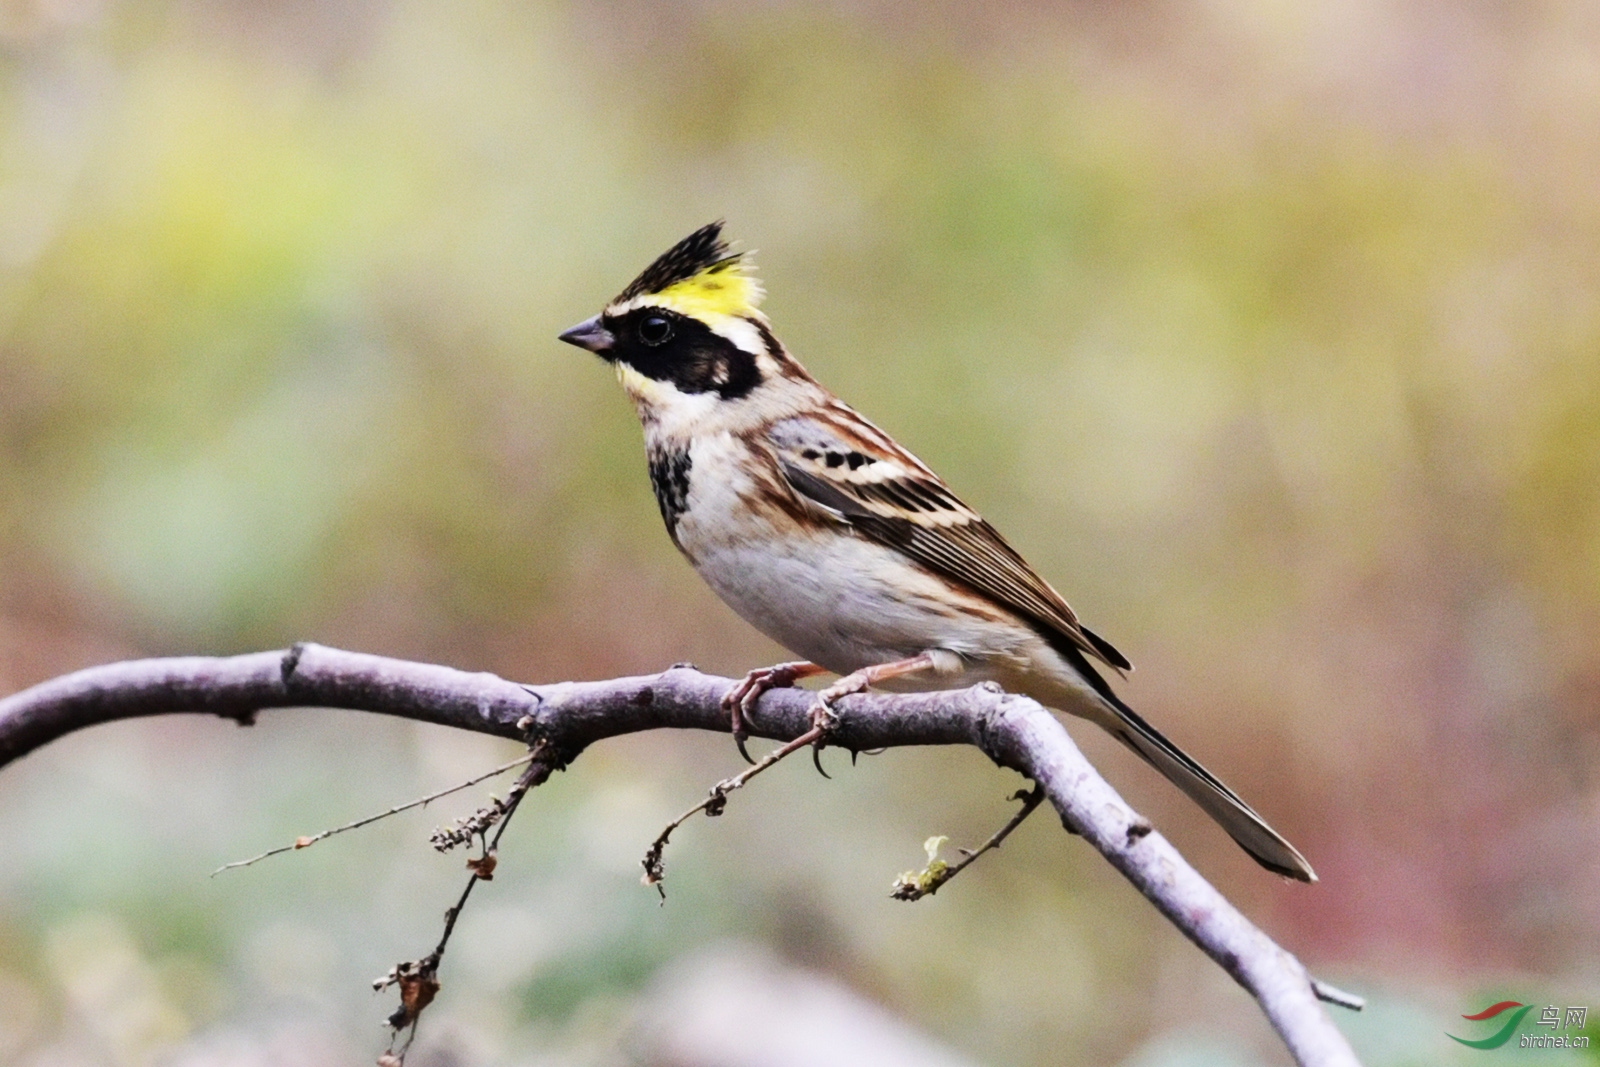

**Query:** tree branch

left=0, top=643, right=1362, bottom=1067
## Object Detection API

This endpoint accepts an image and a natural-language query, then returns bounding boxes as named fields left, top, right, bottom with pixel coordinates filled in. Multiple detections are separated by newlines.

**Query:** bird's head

left=559, top=223, right=809, bottom=430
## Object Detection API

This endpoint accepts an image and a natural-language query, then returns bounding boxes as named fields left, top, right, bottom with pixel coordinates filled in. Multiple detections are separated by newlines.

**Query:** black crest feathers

left=615, top=222, right=739, bottom=303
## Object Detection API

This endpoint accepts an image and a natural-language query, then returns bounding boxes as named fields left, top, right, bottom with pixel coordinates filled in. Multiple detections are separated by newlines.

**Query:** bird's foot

left=805, top=671, right=870, bottom=778
left=721, top=661, right=824, bottom=764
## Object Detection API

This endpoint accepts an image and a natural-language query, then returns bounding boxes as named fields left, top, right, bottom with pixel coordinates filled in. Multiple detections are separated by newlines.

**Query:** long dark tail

left=1101, top=690, right=1315, bottom=881
left=1051, top=641, right=1316, bottom=882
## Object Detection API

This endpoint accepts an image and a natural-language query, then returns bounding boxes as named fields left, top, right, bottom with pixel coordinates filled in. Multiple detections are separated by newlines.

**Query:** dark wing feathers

left=767, top=413, right=1131, bottom=673
left=769, top=419, right=1318, bottom=879
left=1079, top=624, right=1131, bottom=672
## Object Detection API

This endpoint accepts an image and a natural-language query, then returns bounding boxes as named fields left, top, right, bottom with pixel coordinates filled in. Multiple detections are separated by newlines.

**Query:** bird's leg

left=808, top=652, right=940, bottom=776
left=722, top=661, right=826, bottom=764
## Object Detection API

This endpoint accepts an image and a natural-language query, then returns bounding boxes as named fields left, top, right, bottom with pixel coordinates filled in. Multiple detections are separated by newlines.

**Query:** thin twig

left=378, top=758, right=549, bottom=1062
left=1311, top=979, right=1366, bottom=1012
left=642, top=724, right=824, bottom=898
left=212, top=751, right=536, bottom=876
left=892, top=784, right=1045, bottom=900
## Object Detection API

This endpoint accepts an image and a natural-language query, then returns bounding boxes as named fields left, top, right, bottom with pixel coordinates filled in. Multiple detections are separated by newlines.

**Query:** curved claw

left=725, top=698, right=756, bottom=765
left=723, top=661, right=821, bottom=765
left=807, top=696, right=838, bottom=779
left=722, top=681, right=759, bottom=765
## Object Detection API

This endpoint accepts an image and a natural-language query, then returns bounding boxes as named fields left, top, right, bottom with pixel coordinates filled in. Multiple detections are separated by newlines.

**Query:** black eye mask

left=604, top=308, right=762, bottom=399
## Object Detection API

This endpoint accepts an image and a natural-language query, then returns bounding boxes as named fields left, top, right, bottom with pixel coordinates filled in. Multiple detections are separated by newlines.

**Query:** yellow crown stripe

left=652, top=261, right=764, bottom=320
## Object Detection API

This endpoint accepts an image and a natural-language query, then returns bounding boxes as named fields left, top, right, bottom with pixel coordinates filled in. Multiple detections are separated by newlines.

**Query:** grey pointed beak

left=558, top=315, right=616, bottom=356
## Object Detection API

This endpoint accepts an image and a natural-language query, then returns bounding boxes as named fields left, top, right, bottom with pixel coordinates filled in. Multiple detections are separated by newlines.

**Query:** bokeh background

left=1, top=1, right=1598, bottom=1064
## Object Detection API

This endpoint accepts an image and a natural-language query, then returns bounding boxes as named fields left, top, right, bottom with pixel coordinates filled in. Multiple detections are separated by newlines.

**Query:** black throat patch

left=646, top=444, right=693, bottom=545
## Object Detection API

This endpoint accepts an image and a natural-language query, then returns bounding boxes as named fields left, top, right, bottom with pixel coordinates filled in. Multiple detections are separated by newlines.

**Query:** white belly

left=669, top=433, right=1036, bottom=680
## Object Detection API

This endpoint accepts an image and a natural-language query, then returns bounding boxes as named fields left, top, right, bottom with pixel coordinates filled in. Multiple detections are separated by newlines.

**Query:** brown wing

left=765, top=409, right=1131, bottom=673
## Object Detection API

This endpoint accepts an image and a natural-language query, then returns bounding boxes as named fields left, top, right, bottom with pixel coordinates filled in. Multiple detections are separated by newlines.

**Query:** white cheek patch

left=616, top=362, right=722, bottom=435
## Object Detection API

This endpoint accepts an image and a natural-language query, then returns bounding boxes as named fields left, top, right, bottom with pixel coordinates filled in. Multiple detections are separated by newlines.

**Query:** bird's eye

left=639, top=316, right=673, bottom=346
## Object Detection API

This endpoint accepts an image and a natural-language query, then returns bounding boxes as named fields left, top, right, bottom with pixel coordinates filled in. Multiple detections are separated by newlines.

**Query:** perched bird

left=558, top=223, right=1314, bottom=881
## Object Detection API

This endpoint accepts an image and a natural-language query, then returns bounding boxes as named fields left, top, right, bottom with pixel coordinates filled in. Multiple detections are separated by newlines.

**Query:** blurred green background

left=1, top=0, right=1598, bottom=1064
